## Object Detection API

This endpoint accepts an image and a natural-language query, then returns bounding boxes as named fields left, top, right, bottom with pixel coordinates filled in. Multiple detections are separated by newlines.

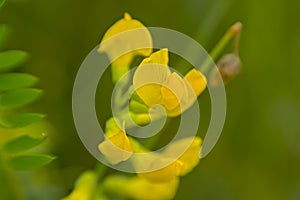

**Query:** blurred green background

left=1, top=0, right=300, bottom=199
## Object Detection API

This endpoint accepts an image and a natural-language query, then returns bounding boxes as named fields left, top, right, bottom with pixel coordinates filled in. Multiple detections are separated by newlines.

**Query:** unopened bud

left=130, top=112, right=151, bottom=126
left=209, top=53, right=241, bottom=86
left=105, top=117, right=122, bottom=136
left=129, top=99, right=149, bottom=114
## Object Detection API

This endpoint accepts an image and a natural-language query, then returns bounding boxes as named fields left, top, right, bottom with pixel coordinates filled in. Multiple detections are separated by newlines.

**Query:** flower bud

left=130, top=112, right=151, bottom=126
left=129, top=99, right=149, bottom=114
left=98, top=13, right=152, bottom=83
left=209, top=53, right=241, bottom=86
left=98, top=129, right=133, bottom=165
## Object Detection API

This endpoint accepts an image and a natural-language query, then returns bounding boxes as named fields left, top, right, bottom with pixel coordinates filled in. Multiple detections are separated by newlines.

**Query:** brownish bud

left=209, top=53, right=241, bottom=86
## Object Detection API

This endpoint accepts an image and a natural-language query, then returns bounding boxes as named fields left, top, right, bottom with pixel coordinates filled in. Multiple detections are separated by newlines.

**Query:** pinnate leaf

left=8, top=154, right=55, bottom=170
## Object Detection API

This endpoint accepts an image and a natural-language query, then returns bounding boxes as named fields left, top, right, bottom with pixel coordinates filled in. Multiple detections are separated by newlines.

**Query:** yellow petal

left=98, top=130, right=133, bottom=165
left=62, top=171, right=97, bottom=200
left=126, top=176, right=179, bottom=200
left=134, top=64, right=171, bottom=88
left=161, top=72, right=186, bottom=111
left=140, top=48, right=169, bottom=66
left=138, top=159, right=183, bottom=182
left=184, top=68, right=207, bottom=96
left=134, top=49, right=171, bottom=87
left=102, top=175, right=179, bottom=200
left=178, top=137, right=202, bottom=175
left=134, top=84, right=162, bottom=107
left=164, top=137, right=202, bottom=176
left=98, top=13, right=152, bottom=83
left=133, top=49, right=171, bottom=107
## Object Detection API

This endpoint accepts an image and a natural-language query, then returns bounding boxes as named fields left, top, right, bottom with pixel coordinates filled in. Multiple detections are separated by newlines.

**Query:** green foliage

left=0, top=73, right=38, bottom=91
left=0, top=47, right=52, bottom=171
left=0, top=113, right=45, bottom=128
left=8, top=154, right=55, bottom=170
left=0, top=88, right=42, bottom=109
left=0, top=1, right=54, bottom=198
left=4, top=134, right=47, bottom=153
left=0, top=50, right=29, bottom=72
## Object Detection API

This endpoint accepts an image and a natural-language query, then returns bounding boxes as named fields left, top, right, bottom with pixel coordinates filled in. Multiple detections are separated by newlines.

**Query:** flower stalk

left=201, top=22, right=242, bottom=73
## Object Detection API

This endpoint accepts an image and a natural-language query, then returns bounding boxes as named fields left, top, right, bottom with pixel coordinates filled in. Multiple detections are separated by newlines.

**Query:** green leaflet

left=0, top=88, right=42, bottom=110
left=0, top=113, right=45, bottom=128
left=8, top=154, right=55, bottom=170
left=0, top=50, right=29, bottom=72
left=4, top=134, right=47, bottom=153
left=0, top=73, right=38, bottom=91
left=0, top=0, right=54, bottom=177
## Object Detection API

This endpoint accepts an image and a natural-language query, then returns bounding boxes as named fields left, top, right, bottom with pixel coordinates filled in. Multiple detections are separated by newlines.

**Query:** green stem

left=200, top=22, right=242, bottom=73
left=90, top=163, right=108, bottom=199
left=94, top=162, right=108, bottom=181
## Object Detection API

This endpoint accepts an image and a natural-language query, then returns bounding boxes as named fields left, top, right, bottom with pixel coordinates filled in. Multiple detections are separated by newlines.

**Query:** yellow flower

left=138, top=157, right=183, bottom=182
left=185, top=68, right=207, bottom=96
left=62, top=171, right=98, bottom=200
left=98, top=120, right=133, bottom=165
left=164, top=136, right=202, bottom=176
left=98, top=13, right=152, bottom=83
left=133, top=49, right=206, bottom=117
left=128, top=139, right=183, bottom=182
left=103, top=175, right=179, bottom=200
left=133, top=136, right=202, bottom=182
left=126, top=176, right=179, bottom=200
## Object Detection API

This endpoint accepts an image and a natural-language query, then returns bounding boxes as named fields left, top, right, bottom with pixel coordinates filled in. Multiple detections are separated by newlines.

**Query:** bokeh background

left=0, top=0, right=300, bottom=199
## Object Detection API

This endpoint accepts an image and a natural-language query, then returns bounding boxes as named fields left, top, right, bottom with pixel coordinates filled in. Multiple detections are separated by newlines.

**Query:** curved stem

left=200, top=22, right=243, bottom=73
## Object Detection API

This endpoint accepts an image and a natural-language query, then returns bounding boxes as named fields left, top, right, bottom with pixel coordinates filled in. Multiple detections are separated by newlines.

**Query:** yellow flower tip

left=161, top=86, right=180, bottom=111
left=185, top=68, right=207, bottom=96
left=162, top=137, right=202, bottom=176
left=140, top=48, right=169, bottom=66
left=125, top=176, right=179, bottom=200
left=98, top=13, right=153, bottom=83
left=138, top=159, right=183, bottom=183
left=178, top=137, right=202, bottom=176
left=124, top=12, right=132, bottom=20
left=98, top=131, right=133, bottom=165
left=161, top=72, right=186, bottom=111
left=148, top=48, right=169, bottom=65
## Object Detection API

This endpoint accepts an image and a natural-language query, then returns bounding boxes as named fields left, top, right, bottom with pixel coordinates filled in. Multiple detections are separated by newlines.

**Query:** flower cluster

left=64, top=12, right=242, bottom=200
left=96, top=13, right=206, bottom=200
